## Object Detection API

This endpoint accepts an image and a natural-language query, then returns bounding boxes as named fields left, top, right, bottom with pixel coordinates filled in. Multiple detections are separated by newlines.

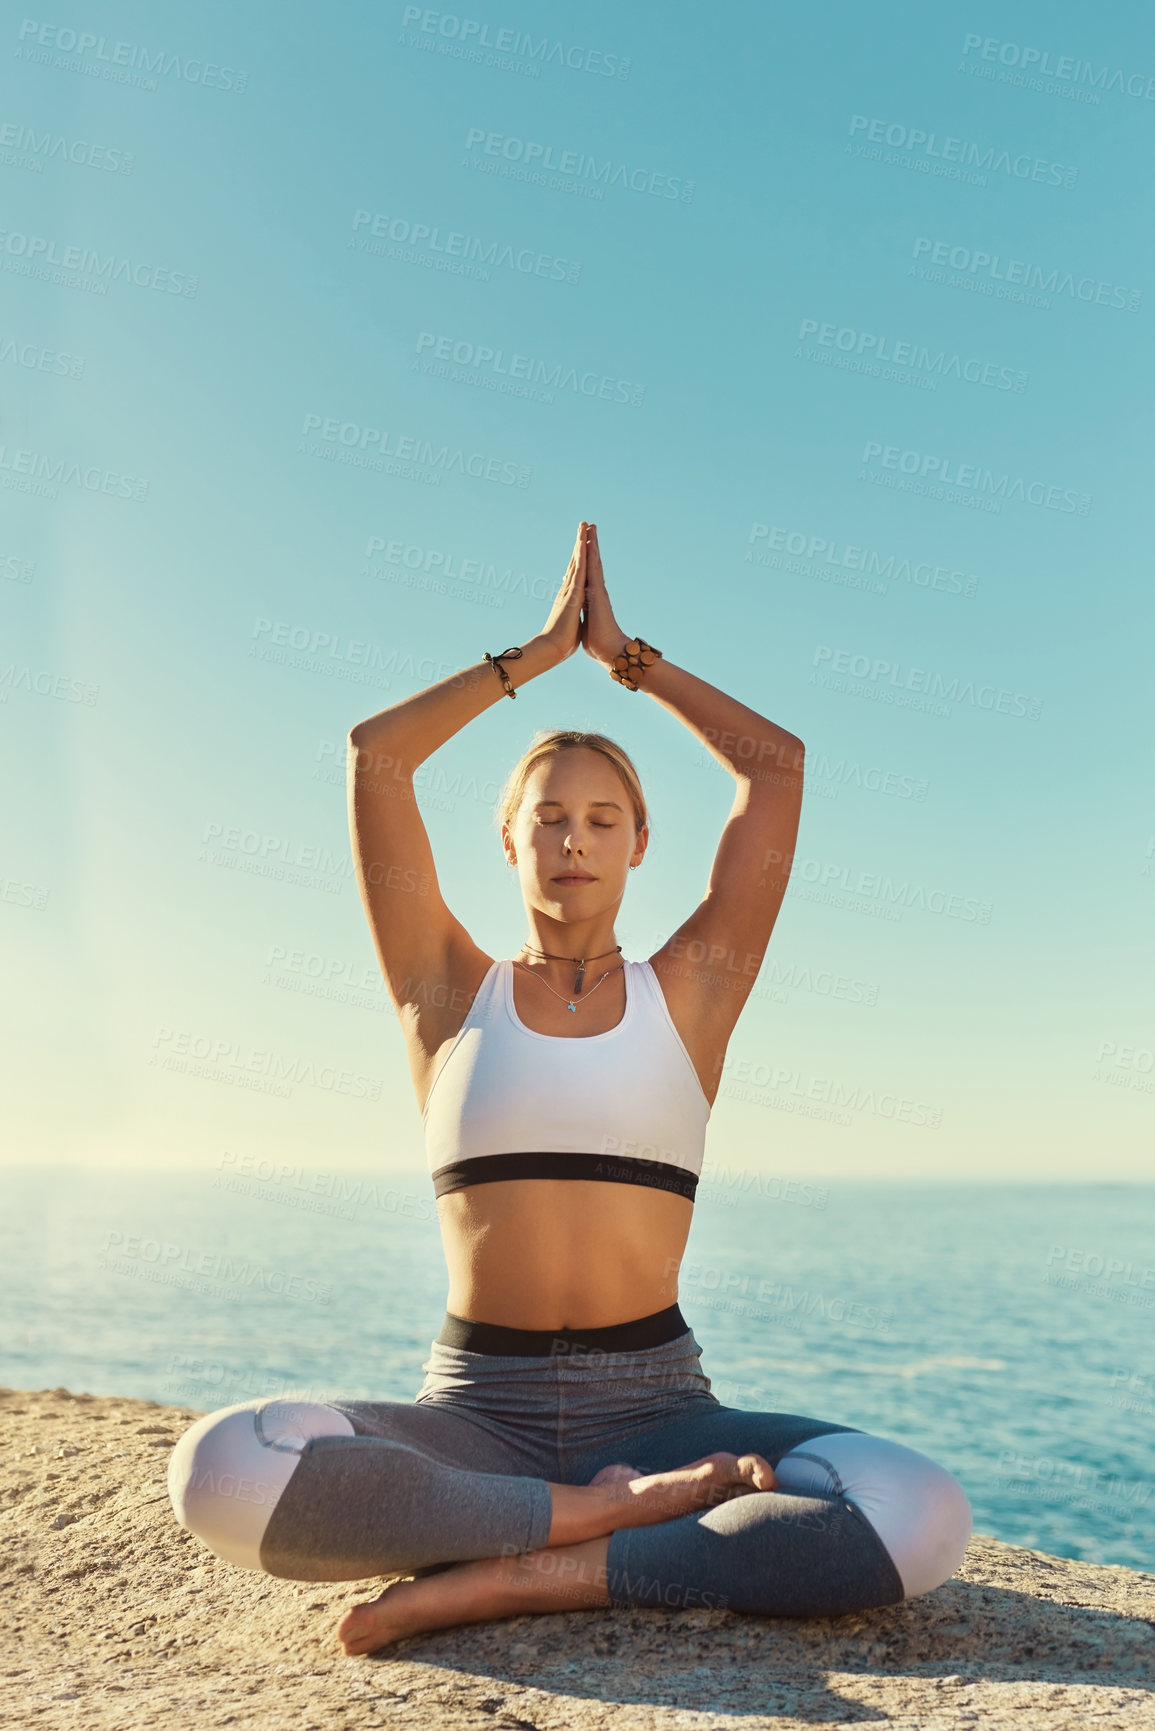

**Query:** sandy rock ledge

left=3, top=1386, right=1154, bottom=1730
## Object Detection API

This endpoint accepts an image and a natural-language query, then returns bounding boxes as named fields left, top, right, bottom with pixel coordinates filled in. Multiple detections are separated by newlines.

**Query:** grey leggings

left=167, top=1328, right=972, bottom=1618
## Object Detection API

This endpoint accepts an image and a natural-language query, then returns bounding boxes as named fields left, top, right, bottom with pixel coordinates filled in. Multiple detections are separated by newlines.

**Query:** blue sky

left=2, top=0, right=1152, bottom=1178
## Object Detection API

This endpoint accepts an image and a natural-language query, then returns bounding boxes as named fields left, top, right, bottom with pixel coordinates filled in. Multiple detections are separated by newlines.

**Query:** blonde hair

left=494, top=729, right=648, bottom=842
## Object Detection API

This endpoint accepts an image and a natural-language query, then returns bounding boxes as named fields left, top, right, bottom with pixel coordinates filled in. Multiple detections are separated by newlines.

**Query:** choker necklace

left=515, top=942, right=623, bottom=1012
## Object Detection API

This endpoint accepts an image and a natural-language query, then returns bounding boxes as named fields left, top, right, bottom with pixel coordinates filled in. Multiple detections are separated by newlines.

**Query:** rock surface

left=3, top=1385, right=1154, bottom=1729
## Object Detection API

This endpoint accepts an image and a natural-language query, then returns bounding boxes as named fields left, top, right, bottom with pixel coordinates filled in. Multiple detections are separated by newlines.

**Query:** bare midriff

left=436, top=1179, right=694, bottom=1329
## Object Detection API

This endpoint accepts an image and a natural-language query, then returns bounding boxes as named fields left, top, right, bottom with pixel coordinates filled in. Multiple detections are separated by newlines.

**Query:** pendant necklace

left=515, top=942, right=623, bottom=1012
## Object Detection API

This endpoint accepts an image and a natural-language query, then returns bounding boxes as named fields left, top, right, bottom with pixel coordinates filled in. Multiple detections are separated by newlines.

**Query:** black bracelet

left=484, top=645, right=524, bottom=699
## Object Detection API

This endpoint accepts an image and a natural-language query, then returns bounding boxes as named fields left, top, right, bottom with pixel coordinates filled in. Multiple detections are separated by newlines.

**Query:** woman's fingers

left=538, top=523, right=592, bottom=657
left=587, top=524, right=604, bottom=586
left=572, top=522, right=589, bottom=584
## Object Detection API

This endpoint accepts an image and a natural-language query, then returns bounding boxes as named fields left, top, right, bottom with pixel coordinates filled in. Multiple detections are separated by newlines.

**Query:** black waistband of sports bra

left=435, top=1302, right=691, bottom=1357
left=431, top=1150, right=699, bottom=1201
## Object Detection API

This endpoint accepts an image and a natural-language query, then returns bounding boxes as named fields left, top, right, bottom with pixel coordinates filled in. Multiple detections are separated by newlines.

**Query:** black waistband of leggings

left=435, top=1302, right=690, bottom=1357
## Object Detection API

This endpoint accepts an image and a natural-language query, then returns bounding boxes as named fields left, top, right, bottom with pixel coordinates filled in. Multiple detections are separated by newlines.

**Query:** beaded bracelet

left=609, top=637, right=662, bottom=691
left=484, top=645, right=523, bottom=699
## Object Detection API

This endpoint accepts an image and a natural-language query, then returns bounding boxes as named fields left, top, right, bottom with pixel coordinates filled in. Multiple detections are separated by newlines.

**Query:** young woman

left=167, top=522, right=971, bottom=1656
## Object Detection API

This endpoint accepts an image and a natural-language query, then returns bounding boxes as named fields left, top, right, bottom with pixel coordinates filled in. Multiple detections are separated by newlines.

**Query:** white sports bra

left=422, top=957, right=711, bottom=1202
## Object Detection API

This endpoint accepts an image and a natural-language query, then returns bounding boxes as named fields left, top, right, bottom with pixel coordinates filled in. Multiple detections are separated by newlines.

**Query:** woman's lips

left=554, top=875, right=594, bottom=883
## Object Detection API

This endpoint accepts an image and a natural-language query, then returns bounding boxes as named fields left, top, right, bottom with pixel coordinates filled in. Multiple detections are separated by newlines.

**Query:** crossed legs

left=167, top=1394, right=972, bottom=1655
left=337, top=1407, right=971, bottom=1652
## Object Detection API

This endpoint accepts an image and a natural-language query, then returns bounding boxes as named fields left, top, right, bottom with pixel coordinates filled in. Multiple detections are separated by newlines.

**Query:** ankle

left=548, top=1482, right=617, bottom=1545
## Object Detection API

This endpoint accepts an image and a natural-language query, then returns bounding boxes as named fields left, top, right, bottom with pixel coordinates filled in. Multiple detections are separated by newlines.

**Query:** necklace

left=519, top=940, right=621, bottom=996
left=513, top=944, right=624, bottom=1013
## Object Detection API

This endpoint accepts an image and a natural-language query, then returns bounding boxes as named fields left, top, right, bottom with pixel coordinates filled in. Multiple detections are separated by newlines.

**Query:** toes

left=693, top=1452, right=778, bottom=1498
left=735, top=1453, right=777, bottom=1492
left=336, top=1607, right=369, bottom=1645
left=336, top=1599, right=389, bottom=1656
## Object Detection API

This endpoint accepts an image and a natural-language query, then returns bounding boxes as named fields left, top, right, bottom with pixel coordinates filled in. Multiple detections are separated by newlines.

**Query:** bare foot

left=337, top=1535, right=613, bottom=1657
left=550, top=1449, right=778, bottom=1545
left=338, top=1577, right=431, bottom=1657
left=610, top=1451, right=777, bottom=1525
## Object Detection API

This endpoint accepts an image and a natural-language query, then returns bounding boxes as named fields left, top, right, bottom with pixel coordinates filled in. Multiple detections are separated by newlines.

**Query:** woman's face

left=504, top=748, right=645, bottom=914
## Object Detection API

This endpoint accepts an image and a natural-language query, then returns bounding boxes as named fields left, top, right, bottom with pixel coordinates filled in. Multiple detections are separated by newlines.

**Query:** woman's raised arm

left=346, top=523, right=588, bottom=1009
left=582, top=523, right=804, bottom=1045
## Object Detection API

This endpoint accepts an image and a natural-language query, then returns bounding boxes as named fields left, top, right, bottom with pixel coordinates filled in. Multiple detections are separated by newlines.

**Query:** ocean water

left=2, top=1165, right=1152, bottom=1573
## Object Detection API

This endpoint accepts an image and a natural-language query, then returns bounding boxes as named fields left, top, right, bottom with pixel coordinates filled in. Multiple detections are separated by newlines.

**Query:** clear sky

left=2, top=0, right=1152, bottom=1179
